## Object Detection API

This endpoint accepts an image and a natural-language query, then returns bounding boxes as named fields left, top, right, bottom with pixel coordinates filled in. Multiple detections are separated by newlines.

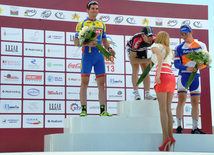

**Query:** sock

left=177, top=118, right=182, bottom=127
left=145, top=90, right=150, bottom=97
left=100, top=105, right=105, bottom=114
left=81, top=105, right=86, bottom=112
left=192, top=119, right=198, bottom=130
left=134, top=90, right=139, bottom=94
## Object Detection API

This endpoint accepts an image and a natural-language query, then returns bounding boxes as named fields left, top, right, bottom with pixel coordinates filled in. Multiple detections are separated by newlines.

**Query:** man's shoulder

left=194, top=40, right=206, bottom=47
left=175, top=42, right=185, bottom=50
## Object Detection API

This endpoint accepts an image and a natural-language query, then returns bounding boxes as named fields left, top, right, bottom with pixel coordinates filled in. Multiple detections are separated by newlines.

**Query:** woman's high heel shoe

left=159, top=137, right=171, bottom=151
left=170, top=137, right=176, bottom=152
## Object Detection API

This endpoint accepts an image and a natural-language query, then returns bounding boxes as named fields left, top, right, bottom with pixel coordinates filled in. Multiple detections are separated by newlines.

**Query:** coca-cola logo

left=68, top=63, right=81, bottom=69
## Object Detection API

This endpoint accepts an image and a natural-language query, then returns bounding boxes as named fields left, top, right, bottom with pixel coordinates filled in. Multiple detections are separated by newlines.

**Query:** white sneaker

left=134, top=92, right=141, bottom=100
left=145, top=95, right=157, bottom=100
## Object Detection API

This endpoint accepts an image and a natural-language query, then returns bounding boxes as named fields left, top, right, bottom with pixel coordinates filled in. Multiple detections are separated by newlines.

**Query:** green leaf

left=96, top=43, right=115, bottom=63
left=185, top=64, right=198, bottom=89
left=136, top=62, right=154, bottom=86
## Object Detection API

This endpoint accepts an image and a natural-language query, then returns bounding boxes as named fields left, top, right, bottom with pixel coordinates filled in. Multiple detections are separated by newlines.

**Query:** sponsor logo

left=68, top=63, right=81, bottom=69
left=193, top=21, right=203, bottom=28
left=181, top=20, right=190, bottom=26
left=142, top=18, right=149, bottom=25
left=69, top=34, right=75, bottom=42
left=110, top=78, right=122, bottom=84
left=156, top=18, right=162, bottom=26
left=108, top=106, right=117, bottom=110
left=25, top=118, right=41, bottom=125
left=126, top=17, right=136, bottom=24
left=99, top=16, right=110, bottom=22
left=114, top=16, right=123, bottom=24
left=185, top=106, right=191, bottom=112
left=28, top=31, right=41, bottom=41
left=3, top=31, right=21, bottom=37
left=25, top=75, right=42, bottom=81
left=4, top=74, right=19, bottom=80
left=47, top=119, right=63, bottom=123
left=25, top=48, right=43, bottom=52
left=2, top=119, right=19, bottom=123
left=71, top=13, right=80, bottom=20
left=49, top=103, right=61, bottom=110
left=47, top=62, right=63, bottom=67
left=167, top=20, right=178, bottom=27
left=2, top=90, right=21, bottom=94
left=47, top=48, right=63, bottom=53
left=48, top=35, right=63, bottom=40
left=10, top=7, right=18, bottom=15
left=68, top=91, right=79, bottom=95
left=47, top=91, right=63, bottom=95
left=24, top=9, right=37, bottom=17
left=27, top=88, right=40, bottom=96
left=68, top=77, right=81, bottom=81
left=88, top=106, right=99, bottom=110
left=0, top=8, right=3, bottom=14
left=27, top=102, right=40, bottom=111
left=47, top=75, right=54, bottom=82
left=31, top=59, right=37, bottom=65
left=109, top=91, right=123, bottom=98
left=3, top=104, right=19, bottom=111
left=170, top=42, right=178, bottom=46
left=41, top=10, right=52, bottom=18
left=26, top=59, right=41, bottom=69
left=5, top=45, right=18, bottom=53
left=55, top=12, right=65, bottom=19
left=47, top=75, right=63, bottom=82
left=70, top=103, right=81, bottom=111
left=2, top=60, right=21, bottom=66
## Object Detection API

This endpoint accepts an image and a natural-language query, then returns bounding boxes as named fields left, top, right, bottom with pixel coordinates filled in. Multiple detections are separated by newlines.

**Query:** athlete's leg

left=191, top=95, right=200, bottom=121
left=176, top=74, right=188, bottom=129
left=140, top=63, right=150, bottom=92
left=96, top=76, right=106, bottom=106
left=80, top=76, right=90, bottom=106
left=176, top=93, right=187, bottom=120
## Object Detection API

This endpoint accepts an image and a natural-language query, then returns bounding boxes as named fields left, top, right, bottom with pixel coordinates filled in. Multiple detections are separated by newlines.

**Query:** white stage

left=2, top=152, right=214, bottom=155
left=44, top=100, right=214, bottom=153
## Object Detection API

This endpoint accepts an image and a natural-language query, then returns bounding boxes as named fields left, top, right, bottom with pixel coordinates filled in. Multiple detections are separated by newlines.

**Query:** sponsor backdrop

left=0, top=0, right=211, bottom=152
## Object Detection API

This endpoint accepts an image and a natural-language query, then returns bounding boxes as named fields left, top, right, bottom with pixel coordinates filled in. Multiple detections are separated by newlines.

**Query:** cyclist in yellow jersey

left=74, top=1, right=116, bottom=117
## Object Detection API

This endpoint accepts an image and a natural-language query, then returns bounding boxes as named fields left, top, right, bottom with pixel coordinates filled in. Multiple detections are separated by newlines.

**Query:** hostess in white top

left=151, top=43, right=174, bottom=66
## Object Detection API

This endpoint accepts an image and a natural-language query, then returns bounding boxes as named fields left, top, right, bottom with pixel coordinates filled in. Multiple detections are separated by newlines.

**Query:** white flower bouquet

left=185, top=49, right=212, bottom=89
left=78, top=25, right=115, bottom=63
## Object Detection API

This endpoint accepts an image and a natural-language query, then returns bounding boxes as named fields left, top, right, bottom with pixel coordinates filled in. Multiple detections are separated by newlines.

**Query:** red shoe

left=159, top=137, right=171, bottom=151
left=170, top=137, right=176, bottom=151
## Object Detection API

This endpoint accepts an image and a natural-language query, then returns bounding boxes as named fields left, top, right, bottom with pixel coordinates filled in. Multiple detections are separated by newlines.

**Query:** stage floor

left=1, top=152, right=214, bottom=155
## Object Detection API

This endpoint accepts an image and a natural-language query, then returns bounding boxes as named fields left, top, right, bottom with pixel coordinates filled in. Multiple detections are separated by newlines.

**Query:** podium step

left=64, top=116, right=162, bottom=133
left=44, top=133, right=214, bottom=152
left=117, top=100, right=160, bottom=117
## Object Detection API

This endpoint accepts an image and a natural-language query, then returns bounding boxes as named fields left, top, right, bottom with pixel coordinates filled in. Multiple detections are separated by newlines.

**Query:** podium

left=44, top=100, right=214, bottom=152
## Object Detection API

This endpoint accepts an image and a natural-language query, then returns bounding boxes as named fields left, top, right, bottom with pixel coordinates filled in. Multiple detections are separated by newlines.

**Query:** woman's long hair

left=155, top=31, right=173, bottom=59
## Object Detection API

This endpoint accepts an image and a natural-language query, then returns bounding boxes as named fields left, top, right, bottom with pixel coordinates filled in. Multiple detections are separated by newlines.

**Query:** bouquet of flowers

left=78, top=25, right=115, bottom=63
left=185, top=49, right=212, bottom=89
left=136, top=62, right=154, bottom=86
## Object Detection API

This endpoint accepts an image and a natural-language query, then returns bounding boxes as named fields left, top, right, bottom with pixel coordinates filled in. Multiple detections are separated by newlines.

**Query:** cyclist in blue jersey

left=174, top=25, right=207, bottom=134
left=74, top=1, right=115, bottom=117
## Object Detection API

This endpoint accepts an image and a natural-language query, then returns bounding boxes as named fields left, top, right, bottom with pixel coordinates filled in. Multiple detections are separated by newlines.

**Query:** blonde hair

left=155, top=31, right=173, bottom=59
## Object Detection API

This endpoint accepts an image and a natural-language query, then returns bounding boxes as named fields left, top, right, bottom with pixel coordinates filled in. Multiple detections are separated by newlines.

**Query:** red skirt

left=154, top=73, right=176, bottom=93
